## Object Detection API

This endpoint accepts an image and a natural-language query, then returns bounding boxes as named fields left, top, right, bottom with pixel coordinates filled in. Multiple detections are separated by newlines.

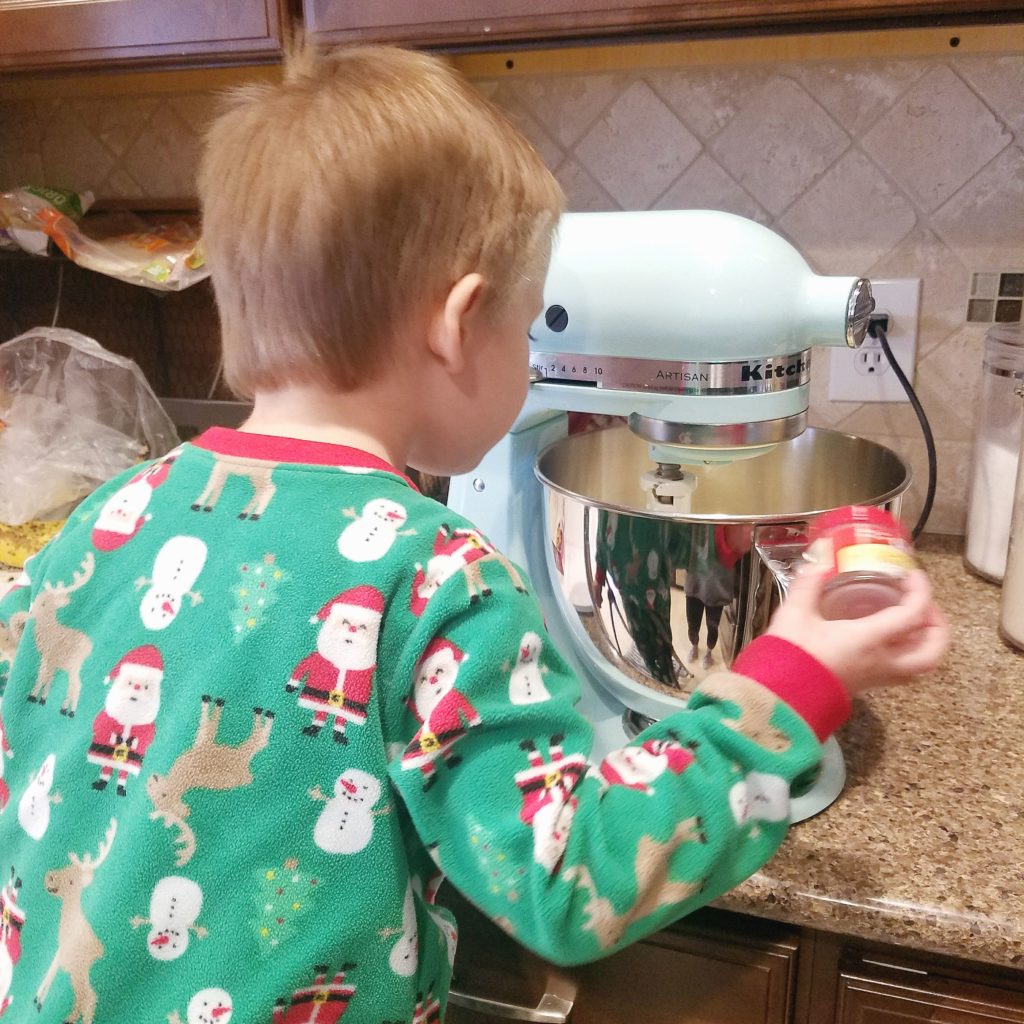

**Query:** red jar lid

left=808, top=505, right=911, bottom=546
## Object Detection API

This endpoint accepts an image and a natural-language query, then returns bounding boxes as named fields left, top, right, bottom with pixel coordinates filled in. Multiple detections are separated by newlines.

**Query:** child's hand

left=765, top=567, right=950, bottom=696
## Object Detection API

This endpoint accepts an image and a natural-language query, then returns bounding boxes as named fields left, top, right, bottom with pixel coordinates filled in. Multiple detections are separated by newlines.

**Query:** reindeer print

left=34, top=818, right=117, bottom=1024
left=697, top=673, right=793, bottom=754
left=192, top=456, right=278, bottom=520
left=146, top=696, right=274, bottom=867
left=24, top=552, right=95, bottom=716
left=561, top=815, right=707, bottom=950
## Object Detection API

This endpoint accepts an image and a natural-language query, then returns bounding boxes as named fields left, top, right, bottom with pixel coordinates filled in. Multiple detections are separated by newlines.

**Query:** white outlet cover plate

left=829, top=278, right=921, bottom=403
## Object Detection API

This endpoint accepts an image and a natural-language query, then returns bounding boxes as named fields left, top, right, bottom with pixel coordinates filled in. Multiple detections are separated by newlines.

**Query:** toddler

left=0, top=44, right=948, bottom=1024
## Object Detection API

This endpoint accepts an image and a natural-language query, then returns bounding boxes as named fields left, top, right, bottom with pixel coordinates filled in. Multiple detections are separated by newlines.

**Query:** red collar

left=191, top=428, right=419, bottom=490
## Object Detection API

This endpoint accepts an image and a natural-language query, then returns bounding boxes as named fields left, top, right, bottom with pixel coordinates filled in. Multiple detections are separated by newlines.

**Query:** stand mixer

left=448, top=210, right=906, bottom=821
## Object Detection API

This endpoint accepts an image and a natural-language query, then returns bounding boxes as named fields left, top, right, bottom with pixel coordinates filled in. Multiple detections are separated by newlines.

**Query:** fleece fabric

left=0, top=427, right=848, bottom=1024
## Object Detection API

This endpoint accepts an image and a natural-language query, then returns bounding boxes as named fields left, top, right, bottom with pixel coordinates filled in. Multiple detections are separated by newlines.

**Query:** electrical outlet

left=828, top=278, right=921, bottom=402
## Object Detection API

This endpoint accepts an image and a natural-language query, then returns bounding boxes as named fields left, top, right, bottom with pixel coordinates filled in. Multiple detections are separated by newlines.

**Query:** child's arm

left=388, top=561, right=946, bottom=967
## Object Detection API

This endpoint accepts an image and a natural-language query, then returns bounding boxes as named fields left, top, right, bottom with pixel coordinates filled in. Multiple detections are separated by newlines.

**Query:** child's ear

left=428, top=273, right=486, bottom=375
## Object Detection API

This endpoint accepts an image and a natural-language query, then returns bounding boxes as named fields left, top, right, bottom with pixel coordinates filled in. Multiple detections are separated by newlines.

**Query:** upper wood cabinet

left=0, top=0, right=285, bottom=72
left=301, top=0, right=1024, bottom=48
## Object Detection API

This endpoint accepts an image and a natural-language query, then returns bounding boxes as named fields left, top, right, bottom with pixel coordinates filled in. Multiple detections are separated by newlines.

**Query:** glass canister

left=1000, top=383, right=1024, bottom=650
left=965, top=325, right=1024, bottom=582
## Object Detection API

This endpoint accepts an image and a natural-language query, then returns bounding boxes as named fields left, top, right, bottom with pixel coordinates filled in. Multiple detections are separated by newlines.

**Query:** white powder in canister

left=965, top=436, right=1021, bottom=581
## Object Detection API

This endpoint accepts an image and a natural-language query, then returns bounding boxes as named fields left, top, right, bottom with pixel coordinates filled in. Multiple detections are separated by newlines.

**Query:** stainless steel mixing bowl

left=536, top=425, right=911, bottom=702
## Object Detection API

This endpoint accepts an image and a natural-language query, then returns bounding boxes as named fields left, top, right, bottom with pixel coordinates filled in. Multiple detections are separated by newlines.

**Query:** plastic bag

left=0, top=186, right=207, bottom=291
left=0, top=328, right=180, bottom=525
left=0, top=186, right=94, bottom=255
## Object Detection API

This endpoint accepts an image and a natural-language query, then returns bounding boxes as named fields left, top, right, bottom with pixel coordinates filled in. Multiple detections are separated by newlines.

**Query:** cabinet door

left=302, top=0, right=1024, bottom=47
left=571, top=922, right=799, bottom=1024
left=0, top=0, right=284, bottom=72
left=837, top=966, right=1024, bottom=1023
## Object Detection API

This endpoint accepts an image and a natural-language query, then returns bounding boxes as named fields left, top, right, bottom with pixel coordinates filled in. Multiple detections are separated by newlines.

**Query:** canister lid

left=984, top=324, right=1024, bottom=378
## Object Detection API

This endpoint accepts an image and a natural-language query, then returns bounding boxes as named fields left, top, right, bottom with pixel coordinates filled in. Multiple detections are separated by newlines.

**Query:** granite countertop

left=714, top=534, right=1024, bottom=969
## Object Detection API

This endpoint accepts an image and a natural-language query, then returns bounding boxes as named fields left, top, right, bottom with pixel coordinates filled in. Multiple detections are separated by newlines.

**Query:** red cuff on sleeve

left=713, top=524, right=742, bottom=569
left=731, top=635, right=851, bottom=742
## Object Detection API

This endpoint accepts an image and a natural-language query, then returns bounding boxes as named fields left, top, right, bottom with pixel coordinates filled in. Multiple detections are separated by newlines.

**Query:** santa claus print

left=137, top=536, right=207, bottom=631
left=287, top=586, right=384, bottom=744
left=400, top=638, right=480, bottom=791
left=87, top=645, right=164, bottom=797
left=131, top=875, right=207, bottom=960
left=273, top=963, right=356, bottom=1024
left=515, top=736, right=586, bottom=874
left=507, top=632, right=551, bottom=705
left=410, top=525, right=493, bottom=616
left=0, top=869, right=25, bottom=1017
left=593, top=736, right=696, bottom=797
left=92, top=453, right=177, bottom=553
left=337, top=499, right=415, bottom=563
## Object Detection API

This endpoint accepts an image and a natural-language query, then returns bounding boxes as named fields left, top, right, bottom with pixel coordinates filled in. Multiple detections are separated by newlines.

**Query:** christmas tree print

left=253, top=857, right=320, bottom=954
left=231, top=554, right=286, bottom=643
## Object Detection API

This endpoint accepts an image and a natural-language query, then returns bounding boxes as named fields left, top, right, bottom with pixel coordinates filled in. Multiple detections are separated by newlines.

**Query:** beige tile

left=99, top=166, right=147, bottom=202
left=931, top=144, right=1024, bottom=272
left=72, top=96, right=159, bottom=159
left=489, top=83, right=566, bottom=170
left=644, top=65, right=774, bottom=141
left=0, top=99, right=47, bottom=155
left=710, top=76, right=849, bottom=216
left=39, top=101, right=117, bottom=194
left=573, top=80, right=701, bottom=209
left=168, top=91, right=224, bottom=134
left=865, top=227, right=970, bottom=360
left=653, top=153, right=769, bottom=223
left=0, top=151, right=45, bottom=191
left=777, top=150, right=917, bottom=276
left=120, top=104, right=201, bottom=199
left=784, top=59, right=928, bottom=137
left=861, top=65, right=1012, bottom=212
left=502, top=73, right=624, bottom=149
left=955, top=55, right=1024, bottom=139
left=552, top=155, right=620, bottom=212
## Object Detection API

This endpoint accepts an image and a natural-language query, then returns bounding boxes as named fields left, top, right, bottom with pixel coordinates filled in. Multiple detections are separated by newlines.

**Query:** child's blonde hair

left=198, top=44, right=564, bottom=399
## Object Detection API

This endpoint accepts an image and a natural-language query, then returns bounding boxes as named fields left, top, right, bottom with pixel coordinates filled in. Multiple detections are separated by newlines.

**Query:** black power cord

left=869, top=318, right=936, bottom=540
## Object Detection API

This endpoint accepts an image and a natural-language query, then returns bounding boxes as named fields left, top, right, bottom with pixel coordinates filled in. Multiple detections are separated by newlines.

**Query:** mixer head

left=527, top=210, right=874, bottom=465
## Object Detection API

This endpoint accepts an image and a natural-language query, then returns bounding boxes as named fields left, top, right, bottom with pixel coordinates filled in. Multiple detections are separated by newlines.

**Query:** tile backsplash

left=3, top=48, right=1024, bottom=534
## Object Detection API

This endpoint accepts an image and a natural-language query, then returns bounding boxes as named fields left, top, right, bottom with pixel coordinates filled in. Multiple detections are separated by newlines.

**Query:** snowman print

left=137, top=536, right=207, bottom=631
left=308, top=769, right=386, bottom=854
left=132, top=876, right=207, bottom=961
left=169, top=987, right=232, bottom=1024
left=18, top=753, right=60, bottom=840
left=728, top=772, right=790, bottom=827
left=508, top=632, right=551, bottom=705
left=338, top=499, right=415, bottom=562
left=387, top=880, right=418, bottom=977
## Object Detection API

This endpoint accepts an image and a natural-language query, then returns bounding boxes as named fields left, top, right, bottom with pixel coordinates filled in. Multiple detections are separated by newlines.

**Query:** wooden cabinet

left=0, top=0, right=285, bottom=72
left=440, top=887, right=1024, bottom=1024
left=301, top=0, right=1024, bottom=48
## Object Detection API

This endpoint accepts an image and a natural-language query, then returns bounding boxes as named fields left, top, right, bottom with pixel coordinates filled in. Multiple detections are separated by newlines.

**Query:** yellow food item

left=0, top=519, right=65, bottom=568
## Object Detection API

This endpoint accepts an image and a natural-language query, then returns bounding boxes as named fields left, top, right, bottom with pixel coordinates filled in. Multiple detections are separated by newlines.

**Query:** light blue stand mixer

left=449, top=210, right=907, bottom=822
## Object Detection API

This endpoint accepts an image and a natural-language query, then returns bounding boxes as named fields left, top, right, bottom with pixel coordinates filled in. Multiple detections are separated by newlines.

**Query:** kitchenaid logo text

left=655, top=369, right=710, bottom=383
left=740, top=355, right=809, bottom=383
